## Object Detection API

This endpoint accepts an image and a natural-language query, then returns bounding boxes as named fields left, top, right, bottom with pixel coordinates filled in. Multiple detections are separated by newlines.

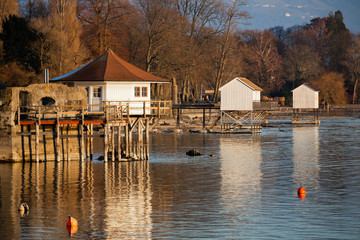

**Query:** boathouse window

left=93, top=87, right=102, bottom=98
left=142, top=87, right=148, bottom=97
left=41, top=97, right=56, bottom=106
left=134, top=87, right=140, bottom=97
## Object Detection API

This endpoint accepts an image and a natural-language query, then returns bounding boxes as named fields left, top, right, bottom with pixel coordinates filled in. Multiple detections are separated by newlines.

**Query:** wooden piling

left=111, top=124, right=115, bottom=161
left=203, top=108, right=206, bottom=129
left=35, top=109, right=40, bottom=162
left=80, top=109, right=85, bottom=161
left=90, top=124, right=93, bottom=160
left=125, top=124, right=129, bottom=158
left=104, top=124, right=108, bottom=162
left=56, top=111, right=60, bottom=162
left=137, top=120, right=141, bottom=160
left=66, top=125, right=70, bottom=161
left=128, top=124, right=133, bottom=159
left=145, top=118, right=149, bottom=160
left=117, top=124, right=121, bottom=160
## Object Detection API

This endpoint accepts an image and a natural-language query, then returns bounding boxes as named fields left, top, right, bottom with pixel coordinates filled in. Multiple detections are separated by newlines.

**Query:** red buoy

left=298, top=187, right=306, bottom=198
left=66, top=216, right=78, bottom=228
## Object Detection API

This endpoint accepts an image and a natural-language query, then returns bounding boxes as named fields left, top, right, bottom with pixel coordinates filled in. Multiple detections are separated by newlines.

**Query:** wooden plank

left=17, top=132, right=54, bottom=136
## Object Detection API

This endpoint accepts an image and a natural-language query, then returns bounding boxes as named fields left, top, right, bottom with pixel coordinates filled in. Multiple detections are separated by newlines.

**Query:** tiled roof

left=51, top=49, right=169, bottom=83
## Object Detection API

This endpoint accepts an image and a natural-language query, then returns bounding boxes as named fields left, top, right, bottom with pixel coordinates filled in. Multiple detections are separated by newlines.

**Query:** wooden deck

left=14, top=101, right=171, bottom=162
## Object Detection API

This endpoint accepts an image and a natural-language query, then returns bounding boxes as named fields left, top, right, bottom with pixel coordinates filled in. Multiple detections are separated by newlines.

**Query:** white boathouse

left=219, top=77, right=262, bottom=111
left=50, top=49, right=169, bottom=114
left=292, top=83, right=320, bottom=124
left=219, top=77, right=265, bottom=132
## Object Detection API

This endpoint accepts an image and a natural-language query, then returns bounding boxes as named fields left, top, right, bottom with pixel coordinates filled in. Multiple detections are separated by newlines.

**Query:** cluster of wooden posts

left=292, top=108, right=320, bottom=125
left=15, top=101, right=171, bottom=162
left=103, top=118, right=150, bottom=162
left=219, top=110, right=267, bottom=133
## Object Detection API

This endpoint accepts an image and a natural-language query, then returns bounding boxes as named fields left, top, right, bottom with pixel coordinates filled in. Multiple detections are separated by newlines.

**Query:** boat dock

left=6, top=101, right=171, bottom=162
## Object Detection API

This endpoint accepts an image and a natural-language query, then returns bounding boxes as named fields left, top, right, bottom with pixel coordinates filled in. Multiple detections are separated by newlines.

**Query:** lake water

left=0, top=118, right=360, bottom=239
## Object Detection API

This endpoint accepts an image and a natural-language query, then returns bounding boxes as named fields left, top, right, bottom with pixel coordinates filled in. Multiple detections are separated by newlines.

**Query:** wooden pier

left=15, top=101, right=171, bottom=162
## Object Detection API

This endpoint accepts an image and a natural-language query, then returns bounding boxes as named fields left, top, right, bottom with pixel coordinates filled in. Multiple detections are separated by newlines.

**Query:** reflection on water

left=0, top=161, right=152, bottom=239
left=292, top=126, right=320, bottom=190
left=1, top=119, right=360, bottom=239
left=220, top=136, right=262, bottom=224
left=102, top=162, right=152, bottom=239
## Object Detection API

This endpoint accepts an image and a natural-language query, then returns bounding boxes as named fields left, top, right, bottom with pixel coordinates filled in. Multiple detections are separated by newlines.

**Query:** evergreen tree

left=1, top=15, right=41, bottom=73
left=325, top=10, right=351, bottom=73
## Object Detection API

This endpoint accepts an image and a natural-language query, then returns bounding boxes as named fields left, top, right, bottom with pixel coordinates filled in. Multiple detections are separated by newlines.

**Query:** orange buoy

left=66, top=216, right=78, bottom=228
left=66, top=216, right=78, bottom=235
left=298, top=193, right=306, bottom=199
left=298, top=187, right=306, bottom=196
left=209, top=153, right=214, bottom=157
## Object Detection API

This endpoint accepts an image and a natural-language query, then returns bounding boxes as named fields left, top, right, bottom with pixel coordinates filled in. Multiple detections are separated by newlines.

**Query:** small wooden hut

left=292, top=83, right=320, bottom=124
left=219, top=77, right=265, bottom=133
left=220, top=77, right=262, bottom=111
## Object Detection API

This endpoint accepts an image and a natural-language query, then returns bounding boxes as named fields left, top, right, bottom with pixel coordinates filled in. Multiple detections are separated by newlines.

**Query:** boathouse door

left=92, top=86, right=103, bottom=111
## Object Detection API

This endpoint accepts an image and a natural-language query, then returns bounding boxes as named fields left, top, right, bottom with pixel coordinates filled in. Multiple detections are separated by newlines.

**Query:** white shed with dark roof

left=292, top=83, right=319, bottom=109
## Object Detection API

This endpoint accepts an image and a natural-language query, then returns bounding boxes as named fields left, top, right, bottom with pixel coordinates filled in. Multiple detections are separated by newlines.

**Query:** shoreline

left=150, top=109, right=360, bottom=133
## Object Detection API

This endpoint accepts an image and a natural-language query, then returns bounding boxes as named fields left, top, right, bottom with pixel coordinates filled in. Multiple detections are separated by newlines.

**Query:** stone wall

left=0, top=83, right=87, bottom=162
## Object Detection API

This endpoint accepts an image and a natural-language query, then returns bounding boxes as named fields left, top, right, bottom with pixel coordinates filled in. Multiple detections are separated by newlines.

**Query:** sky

left=240, top=0, right=360, bottom=33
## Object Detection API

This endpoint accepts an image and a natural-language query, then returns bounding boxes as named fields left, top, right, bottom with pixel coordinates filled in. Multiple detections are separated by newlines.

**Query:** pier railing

left=16, top=101, right=172, bottom=125
left=103, top=101, right=172, bottom=118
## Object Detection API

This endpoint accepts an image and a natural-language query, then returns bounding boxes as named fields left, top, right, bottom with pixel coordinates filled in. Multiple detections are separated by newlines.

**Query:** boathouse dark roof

left=50, top=49, right=169, bottom=83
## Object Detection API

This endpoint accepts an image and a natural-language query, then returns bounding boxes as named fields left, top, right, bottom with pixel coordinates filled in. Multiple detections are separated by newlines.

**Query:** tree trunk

left=352, top=74, right=359, bottom=103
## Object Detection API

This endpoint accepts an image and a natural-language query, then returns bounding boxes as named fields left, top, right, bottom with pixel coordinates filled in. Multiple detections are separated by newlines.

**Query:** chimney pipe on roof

left=43, top=68, right=49, bottom=83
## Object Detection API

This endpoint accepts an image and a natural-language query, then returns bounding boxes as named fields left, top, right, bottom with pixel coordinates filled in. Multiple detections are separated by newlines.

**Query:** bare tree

left=20, top=0, right=49, bottom=19
left=136, top=0, right=177, bottom=73
left=77, top=0, right=131, bottom=56
left=213, top=0, right=249, bottom=102
left=175, top=0, right=222, bottom=102
left=344, top=34, right=360, bottom=103
left=241, top=30, right=283, bottom=94
left=33, top=0, right=87, bottom=76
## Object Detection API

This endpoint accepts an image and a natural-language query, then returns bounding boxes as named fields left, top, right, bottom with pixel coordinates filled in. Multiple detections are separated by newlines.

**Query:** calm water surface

left=0, top=118, right=360, bottom=239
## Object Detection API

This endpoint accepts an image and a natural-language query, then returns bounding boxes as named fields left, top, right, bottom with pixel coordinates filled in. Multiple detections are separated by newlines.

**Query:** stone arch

left=41, top=97, right=56, bottom=106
